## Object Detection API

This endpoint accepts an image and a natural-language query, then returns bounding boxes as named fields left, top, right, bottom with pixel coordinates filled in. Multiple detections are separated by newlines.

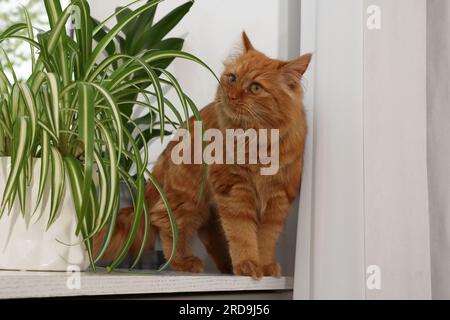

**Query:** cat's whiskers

left=240, top=103, right=267, bottom=127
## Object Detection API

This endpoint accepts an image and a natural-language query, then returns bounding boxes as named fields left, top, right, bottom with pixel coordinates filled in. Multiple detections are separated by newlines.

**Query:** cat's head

left=217, top=32, right=312, bottom=128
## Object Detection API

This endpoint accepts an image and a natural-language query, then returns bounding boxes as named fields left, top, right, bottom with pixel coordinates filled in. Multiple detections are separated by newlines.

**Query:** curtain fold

left=295, top=0, right=432, bottom=299
left=427, top=0, right=450, bottom=301
left=295, top=0, right=366, bottom=299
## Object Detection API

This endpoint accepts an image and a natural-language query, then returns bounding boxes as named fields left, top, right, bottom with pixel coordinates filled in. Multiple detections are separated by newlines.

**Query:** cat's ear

left=282, top=53, right=312, bottom=77
left=280, top=53, right=313, bottom=87
left=242, top=31, right=255, bottom=52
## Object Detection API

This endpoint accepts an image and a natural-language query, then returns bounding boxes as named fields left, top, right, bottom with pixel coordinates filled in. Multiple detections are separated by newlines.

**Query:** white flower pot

left=0, top=157, right=89, bottom=271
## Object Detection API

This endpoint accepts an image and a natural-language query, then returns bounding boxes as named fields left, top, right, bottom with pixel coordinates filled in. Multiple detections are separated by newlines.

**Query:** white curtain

left=427, top=0, right=450, bottom=301
left=294, top=0, right=433, bottom=300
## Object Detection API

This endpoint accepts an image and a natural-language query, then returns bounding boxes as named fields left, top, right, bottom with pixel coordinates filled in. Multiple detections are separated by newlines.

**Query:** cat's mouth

left=222, top=95, right=245, bottom=110
left=224, top=103, right=262, bottom=125
left=218, top=92, right=259, bottom=123
left=227, top=100, right=245, bottom=109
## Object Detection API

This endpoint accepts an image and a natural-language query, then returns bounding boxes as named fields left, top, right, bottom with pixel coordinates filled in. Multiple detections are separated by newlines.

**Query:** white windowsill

left=0, top=270, right=293, bottom=299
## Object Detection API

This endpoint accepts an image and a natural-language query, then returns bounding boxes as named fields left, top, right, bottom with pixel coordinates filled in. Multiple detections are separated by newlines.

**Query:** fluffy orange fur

left=94, top=32, right=312, bottom=278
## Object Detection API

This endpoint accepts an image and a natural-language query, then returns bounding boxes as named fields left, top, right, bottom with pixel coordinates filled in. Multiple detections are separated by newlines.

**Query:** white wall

left=90, top=0, right=302, bottom=275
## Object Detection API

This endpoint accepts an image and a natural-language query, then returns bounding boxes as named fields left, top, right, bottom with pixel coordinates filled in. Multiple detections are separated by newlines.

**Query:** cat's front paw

left=233, top=260, right=263, bottom=279
left=171, top=256, right=204, bottom=273
left=262, top=262, right=281, bottom=278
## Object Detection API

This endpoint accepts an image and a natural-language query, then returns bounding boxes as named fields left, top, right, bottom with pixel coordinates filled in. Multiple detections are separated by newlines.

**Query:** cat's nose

left=228, top=91, right=239, bottom=101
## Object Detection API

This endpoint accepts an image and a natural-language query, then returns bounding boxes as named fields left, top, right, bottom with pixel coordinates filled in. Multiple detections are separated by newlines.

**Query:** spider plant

left=0, top=0, right=214, bottom=271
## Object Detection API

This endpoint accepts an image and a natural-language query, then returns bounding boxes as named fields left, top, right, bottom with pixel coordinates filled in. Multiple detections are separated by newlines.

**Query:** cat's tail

left=93, top=159, right=165, bottom=263
left=93, top=207, right=158, bottom=262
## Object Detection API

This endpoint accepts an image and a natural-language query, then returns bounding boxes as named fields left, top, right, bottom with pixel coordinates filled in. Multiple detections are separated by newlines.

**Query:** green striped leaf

left=118, top=170, right=149, bottom=270
left=0, top=117, right=31, bottom=216
left=44, top=73, right=60, bottom=139
left=106, top=128, right=146, bottom=271
left=0, top=66, right=12, bottom=92
left=17, top=83, right=37, bottom=147
left=64, top=155, right=95, bottom=270
left=63, top=155, right=84, bottom=235
left=147, top=172, right=177, bottom=271
left=10, top=84, right=20, bottom=122
left=23, top=8, right=36, bottom=71
left=109, top=50, right=219, bottom=89
left=2, top=36, right=41, bottom=51
left=48, top=146, right=65, bottom=229
left=96, top=122, right=119, bottom=228
left=34, top=131, right=50, bottom=214
left=1, top=48, right=18, bottom=84
left=78, top=82, right=123, bottom=159
left=72, top=0, right=93, bottom=73
left=92, top=151, right=109, bottom=234
left=77, top=83, right=94, bottom=235
left=92, top=123, right=119, bottom=263
left=44, top=0, right=63, bottom=29
left=18, top=170, right=26, bottom=216
left=0, top=23, right=27, bottom=42
left=46, top=7, right=71, bottom=54
left=156, top=68, right=190, bottom=132
left=135, top=58, right=165, bottom=139
left=44, top=1, right=70, bottom=88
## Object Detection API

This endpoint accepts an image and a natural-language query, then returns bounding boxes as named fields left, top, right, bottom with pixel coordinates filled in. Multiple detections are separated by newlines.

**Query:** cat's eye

left=250, top=83, right=263, bottom=94
left=228, top=73, right=237, bottom=84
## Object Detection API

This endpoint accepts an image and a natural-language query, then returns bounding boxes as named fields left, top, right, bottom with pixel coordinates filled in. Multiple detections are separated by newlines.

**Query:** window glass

left=0, top=0, right=69, bottom=79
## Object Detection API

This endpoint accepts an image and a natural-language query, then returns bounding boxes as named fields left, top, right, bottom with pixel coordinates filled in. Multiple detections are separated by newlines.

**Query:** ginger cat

left=95, top=32, right=311, bottom=278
